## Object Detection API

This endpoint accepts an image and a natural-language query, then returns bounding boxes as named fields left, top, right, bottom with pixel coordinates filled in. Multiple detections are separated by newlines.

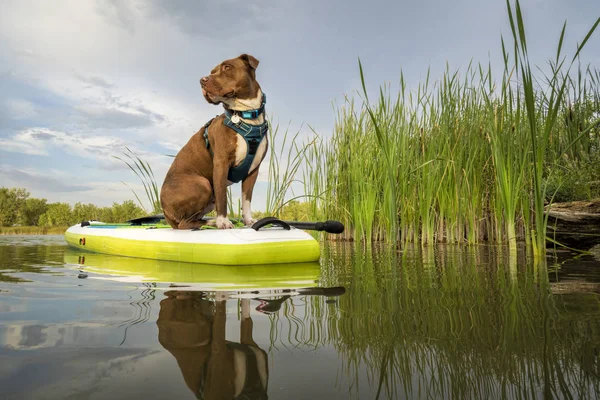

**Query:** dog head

left=200, top=54, right=260, bottom=106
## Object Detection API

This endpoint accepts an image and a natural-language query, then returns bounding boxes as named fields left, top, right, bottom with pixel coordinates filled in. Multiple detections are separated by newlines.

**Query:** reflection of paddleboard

left=64, top=250, right=321, bottom=291
left=64, top=222, right=320, bottom=265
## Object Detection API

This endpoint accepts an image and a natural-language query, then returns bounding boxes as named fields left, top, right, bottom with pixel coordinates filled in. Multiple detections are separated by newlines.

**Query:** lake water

left=1, top=235, right=599, bottom=399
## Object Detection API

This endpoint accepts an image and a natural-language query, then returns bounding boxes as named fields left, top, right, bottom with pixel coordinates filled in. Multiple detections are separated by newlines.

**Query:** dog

left=160, top=54, right=268, bottom=229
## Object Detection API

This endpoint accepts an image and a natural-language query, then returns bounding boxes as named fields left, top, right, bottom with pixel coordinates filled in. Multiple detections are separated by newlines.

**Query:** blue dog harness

left=203, top=94, right=268, bottom=183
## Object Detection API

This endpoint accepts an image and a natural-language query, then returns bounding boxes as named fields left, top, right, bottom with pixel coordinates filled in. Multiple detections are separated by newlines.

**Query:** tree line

left=0, top=187, right=146, bottom=227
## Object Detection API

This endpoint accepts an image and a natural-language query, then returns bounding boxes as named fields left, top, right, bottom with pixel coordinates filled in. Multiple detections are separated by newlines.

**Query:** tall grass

left=301, top=1, right=600, bottom=251
left=114, top=147, right=162, bottom=215
left=265, top=121, right=318, bottom=216
left=506, top=0, right=600, bottom=255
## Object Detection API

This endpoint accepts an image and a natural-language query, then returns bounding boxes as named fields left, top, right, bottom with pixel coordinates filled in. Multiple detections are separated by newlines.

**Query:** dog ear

left=239, top=54, right=259, bottom=70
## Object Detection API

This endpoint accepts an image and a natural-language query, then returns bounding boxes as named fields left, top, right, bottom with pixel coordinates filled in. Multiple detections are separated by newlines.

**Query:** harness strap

left=223, top=110, right=268, bottom=183
left=202, top=94, right=268, bottom=183
left=203, top=117, right=215, bottom=157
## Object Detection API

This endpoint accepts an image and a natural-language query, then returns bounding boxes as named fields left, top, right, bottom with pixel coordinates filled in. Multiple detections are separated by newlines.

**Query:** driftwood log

left=545, top=199, right=600, bottom=250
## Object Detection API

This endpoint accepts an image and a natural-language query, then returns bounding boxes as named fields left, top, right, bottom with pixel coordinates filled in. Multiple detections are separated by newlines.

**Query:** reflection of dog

left=160, top=54, right=268, bottom=230
left=157, top=291, right=268, bottom=399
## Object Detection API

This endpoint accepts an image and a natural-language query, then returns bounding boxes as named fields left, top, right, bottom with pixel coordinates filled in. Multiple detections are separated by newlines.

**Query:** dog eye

left=223, top=65, right=231, bottom=71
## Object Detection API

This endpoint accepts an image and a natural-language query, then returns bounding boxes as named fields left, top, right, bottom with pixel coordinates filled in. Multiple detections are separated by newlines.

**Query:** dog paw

left=216, top=216, right=234, bottom=229
left=243, top=215, right=257, bottom=226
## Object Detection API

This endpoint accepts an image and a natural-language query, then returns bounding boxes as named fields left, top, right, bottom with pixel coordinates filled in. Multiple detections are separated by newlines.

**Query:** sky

left=1, top=0, right=599, bottom=212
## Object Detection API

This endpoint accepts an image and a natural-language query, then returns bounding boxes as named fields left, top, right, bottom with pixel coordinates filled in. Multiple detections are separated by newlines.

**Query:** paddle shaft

left=127, top=214, right=344, bottom=234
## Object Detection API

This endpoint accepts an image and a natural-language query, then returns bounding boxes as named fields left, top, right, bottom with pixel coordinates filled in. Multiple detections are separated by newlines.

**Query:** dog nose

left=200, top=76, right=209, bottom=84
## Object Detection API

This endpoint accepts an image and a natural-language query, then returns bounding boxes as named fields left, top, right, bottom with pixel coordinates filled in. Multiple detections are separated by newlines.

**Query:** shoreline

left=0, top=227, right=68, bottom=235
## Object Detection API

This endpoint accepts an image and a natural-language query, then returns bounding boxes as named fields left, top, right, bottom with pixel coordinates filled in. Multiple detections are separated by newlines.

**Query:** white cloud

left=157, top=141, right=183, bottom=154
left=4, top=99, right=37, bottom=120
left=136, top=0, right=290, bottom=38
left=95, top=0, right=138, bottom=35
left=0, top=127, right=174, bottom=187
left=0, top=136, right=48, bottom=156
left=0, top=165, right=92, bottom=193
left=0, top=128, right=124, bottom=158
left=75, top=74, right=115, bottom=89
left=0, top=0, right=213, bottom=143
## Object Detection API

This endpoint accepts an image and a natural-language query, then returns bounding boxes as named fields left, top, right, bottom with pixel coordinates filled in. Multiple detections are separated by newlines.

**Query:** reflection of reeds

left=272, top=243, right=600, bottom=398
left=118, top=283, right=156, bottom=345
left=268, top=293, right=340, bottom=352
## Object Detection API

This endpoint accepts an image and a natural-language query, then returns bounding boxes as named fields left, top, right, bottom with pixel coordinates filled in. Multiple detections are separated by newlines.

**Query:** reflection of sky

left=0, top=278, right=189, bottom=399
left=0, top=299, right=349, bottom=400
left=0, top=347, right=188, bottom=399
left=1, top=322, right=147, bottom=349
left=0, top=276, right=346, bottom=400
left=0, top=283, right=164, bottom=351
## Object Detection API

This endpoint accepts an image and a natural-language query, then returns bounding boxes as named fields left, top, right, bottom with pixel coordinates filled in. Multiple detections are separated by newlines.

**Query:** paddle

left=127, top=214, right=166, bottom=224
left=126, top=214, right=345, bottom=234
left=285, top=220, right=345, bottom=234
left=250, top=216, right=345, bottom=234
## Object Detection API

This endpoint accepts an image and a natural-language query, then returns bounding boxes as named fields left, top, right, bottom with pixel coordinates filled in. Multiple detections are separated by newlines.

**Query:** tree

left=98, top=207, right=114, bottom=223
left=1, top=187, right=149, bottom=226
left=110, top=200, right=146, bottom=222
left=277, top=200, right=311, bottom=221
left=38, top=203, right=73, bottom=227
left=0, top=187, right=29, bottom=226
left=72, top=202, right=101, bottom=223
left=18, top=198, right=48, bottom=226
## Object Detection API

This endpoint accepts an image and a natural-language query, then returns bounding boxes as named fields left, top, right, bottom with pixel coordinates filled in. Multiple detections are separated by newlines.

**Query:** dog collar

left=226, top=93, right=266, bottom=120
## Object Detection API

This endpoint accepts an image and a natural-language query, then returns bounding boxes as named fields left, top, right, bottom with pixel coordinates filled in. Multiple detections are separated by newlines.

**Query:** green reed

left=301, top=1, right=600, bottom=250
left=505, top=0, right=600, bottom=255
left=114, top=147, right=162, bottom=214
left=265, top=121, right=317, bottom=216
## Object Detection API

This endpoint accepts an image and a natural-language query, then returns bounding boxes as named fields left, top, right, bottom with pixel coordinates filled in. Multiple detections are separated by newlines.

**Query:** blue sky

left=1, top=0, right=599, bottom=212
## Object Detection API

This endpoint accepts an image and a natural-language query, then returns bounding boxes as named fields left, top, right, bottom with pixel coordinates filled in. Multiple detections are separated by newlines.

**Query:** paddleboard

left=64, top=221, right=321, bottom=265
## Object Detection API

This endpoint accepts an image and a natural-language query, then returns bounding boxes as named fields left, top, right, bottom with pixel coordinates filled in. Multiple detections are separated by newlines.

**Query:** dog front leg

left=213, top=161, right=234, bottom=229
left=241, top=166, right=260, bottom=226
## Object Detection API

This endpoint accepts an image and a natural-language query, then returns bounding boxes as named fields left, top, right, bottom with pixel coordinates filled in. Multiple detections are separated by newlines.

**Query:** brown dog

left=160, top=54, right=268, bottom=229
